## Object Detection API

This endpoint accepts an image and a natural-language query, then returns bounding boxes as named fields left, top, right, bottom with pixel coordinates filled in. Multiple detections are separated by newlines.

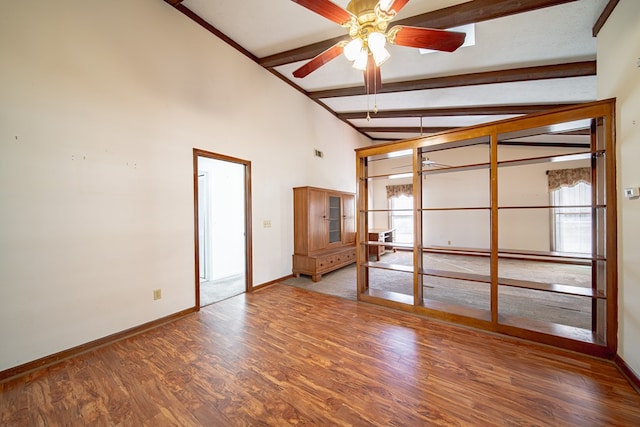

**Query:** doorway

left=194, top=149, right=252, bottom=308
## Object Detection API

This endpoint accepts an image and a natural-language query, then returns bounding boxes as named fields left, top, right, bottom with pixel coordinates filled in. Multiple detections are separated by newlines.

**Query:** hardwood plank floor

left=1, top=284, right=639, bottom=426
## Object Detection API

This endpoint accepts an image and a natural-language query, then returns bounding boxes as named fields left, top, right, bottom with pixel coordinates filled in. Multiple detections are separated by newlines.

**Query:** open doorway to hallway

left=194, top=150, right=252, bottom=307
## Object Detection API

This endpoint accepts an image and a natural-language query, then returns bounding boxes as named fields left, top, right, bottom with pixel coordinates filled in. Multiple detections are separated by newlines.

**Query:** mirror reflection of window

left=389, top=194, right=413, bottom=244
left=550, top=181, right=592, bottom=254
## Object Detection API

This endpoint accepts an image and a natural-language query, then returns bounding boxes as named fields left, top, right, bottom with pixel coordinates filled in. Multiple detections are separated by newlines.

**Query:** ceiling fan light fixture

left=344, top=38, right=363, bottom=61
left=367, top=31, right=390, bottom=66
left=367, top=31, right=386, bottom=51
left=377, top=0, right=393, bottom=12
left=352, top=48, right=369, bottom=71
left=292, top=0, right=466, bottom=89
left=372, top=46, right=390, bottom=66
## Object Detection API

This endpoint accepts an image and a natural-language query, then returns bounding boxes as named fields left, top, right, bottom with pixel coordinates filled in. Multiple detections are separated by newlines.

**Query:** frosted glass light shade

left=368, top=32, right=390, bottom=66
left=378, top=0, right=393, bottom=11
left=368, top=32, right=387, bottom=51
left=344, top=38, right=363, bottom=61
left=352, top=49, right=368, bottom=71
left=372, top=47, right=390, bottom=66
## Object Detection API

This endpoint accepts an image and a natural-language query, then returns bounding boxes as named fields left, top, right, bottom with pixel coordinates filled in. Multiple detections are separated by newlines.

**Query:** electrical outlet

left=448, top=240, right=452, bottom=245
left=153, top=289, right=162, bottom=300
left=263, top=220, right=272, bottom=228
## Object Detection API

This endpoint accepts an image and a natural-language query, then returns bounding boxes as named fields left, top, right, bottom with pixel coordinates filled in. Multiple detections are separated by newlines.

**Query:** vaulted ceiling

left=164, top=0, right=615, bottom=142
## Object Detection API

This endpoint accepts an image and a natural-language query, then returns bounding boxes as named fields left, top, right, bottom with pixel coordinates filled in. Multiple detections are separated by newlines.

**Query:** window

left=389, top=195, right=413, bottom=244
left=550, top=182, right=591, bottom=253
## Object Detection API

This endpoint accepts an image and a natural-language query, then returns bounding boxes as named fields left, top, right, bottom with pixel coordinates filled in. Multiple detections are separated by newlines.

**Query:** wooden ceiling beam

left=362, top=127, right=455, bottom=134
left=171, top=4, right=258, bottom=62
left=164, top=0, right=184, bottom=6
left=592, top=0, right=620, bottom=37
left=259, top=0, right=578, bottom=68
left=309, top=61, right=596, bottom=99
left=396, top=0, right=577, bottom=29
left=338, top=104, right=575, bottom=120
left=360, top=127, right=591, bottom=136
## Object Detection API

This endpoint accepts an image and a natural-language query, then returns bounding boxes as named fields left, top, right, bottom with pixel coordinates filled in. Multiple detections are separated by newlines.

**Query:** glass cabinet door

left=328, top=195, right=342, bottom=243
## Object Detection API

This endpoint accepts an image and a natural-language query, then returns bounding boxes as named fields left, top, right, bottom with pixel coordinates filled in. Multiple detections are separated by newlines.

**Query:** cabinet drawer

left=343, top=249, right=356, bottom=262
left=316, top=248, right=356, bottom=270
left=317, top=255, right=337, bottom=269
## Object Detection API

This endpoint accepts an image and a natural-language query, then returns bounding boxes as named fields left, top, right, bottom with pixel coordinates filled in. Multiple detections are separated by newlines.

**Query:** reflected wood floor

left=1, top=284, right=639, bottom=426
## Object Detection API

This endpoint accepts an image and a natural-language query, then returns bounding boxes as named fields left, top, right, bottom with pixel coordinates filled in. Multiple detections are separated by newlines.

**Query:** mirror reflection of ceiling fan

left=290, top=0, right=466, bottom=92
left=393, top=158, right=452, bottom=170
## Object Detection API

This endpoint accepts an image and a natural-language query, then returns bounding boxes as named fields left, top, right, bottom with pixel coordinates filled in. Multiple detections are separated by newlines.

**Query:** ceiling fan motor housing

left=346, top=0, right=392, bottom=40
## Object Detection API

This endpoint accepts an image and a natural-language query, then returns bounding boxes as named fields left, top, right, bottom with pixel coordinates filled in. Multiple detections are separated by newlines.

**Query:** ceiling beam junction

left=592, top=0, right=620, bottom=36
left=163, top=0, right=593, bottom=142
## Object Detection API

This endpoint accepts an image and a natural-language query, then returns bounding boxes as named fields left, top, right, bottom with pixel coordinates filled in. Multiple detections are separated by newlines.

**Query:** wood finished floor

left=1, top=284, right=639, bottom=426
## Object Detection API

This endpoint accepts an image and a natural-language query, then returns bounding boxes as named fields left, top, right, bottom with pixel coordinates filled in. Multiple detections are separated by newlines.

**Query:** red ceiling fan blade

left=291, top=0, right=354, bottom=25
left=364, top=55, right=382, bottom=93
left=380, top=0, right=410, bottom=14
left=293, top=43, right=344, bottom=78
left=389, top=26, right=466, bottom=52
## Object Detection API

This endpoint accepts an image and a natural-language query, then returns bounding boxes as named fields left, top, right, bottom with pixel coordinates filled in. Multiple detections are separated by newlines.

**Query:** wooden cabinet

left=293, top=186, right=356, bottom=281
left=368, top=229, right=395, bottom=261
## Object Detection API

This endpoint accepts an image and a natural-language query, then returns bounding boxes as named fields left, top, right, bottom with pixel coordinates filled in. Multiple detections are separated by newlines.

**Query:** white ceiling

left=171, top=0, right=608, bottom=141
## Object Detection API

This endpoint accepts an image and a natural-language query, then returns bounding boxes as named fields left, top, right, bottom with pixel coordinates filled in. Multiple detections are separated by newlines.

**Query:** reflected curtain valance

left=386, top=184, right=413, bottom=199
left=547, top=167, right=591, bottom=191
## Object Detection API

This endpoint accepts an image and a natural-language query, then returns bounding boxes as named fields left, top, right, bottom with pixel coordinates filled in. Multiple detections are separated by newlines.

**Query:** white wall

left=0, top=0, right=369, bottom=371
left=596, top=0, right=640, bottom=376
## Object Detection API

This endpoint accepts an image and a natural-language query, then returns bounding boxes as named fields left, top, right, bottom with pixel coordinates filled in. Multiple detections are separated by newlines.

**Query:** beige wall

left=0, top=0, right=369, bottom=371
left=597, top=0, right=640, bottom=376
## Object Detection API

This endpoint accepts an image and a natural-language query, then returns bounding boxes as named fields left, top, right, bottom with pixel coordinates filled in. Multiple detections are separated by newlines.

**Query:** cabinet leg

left=312, top=274, right=321, bottom=282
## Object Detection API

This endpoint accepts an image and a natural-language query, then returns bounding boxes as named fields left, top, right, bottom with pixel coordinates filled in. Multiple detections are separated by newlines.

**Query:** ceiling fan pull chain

left=366, top=77, right=371, bottom=121
left=373, top=69, right=378, bottom=114
left=366, top=97, right=371, bottom=121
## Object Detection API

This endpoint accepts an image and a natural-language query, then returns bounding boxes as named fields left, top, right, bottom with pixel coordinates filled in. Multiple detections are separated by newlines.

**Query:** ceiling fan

left=393, top=158, right=452, bottom=170
left=291, top=0, right=466, bottom=93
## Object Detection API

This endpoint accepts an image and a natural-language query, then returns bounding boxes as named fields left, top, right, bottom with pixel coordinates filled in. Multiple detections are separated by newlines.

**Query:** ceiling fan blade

left=293, top=43, right=344, bottom=78
left=364, top=55, right=382, bottom=93
left=389, top=26, right=466, bottom=52
left=380, top=0, right=410, bottom=14
left=291, top=0, right=354, bottom=25
left=422, top=159, right=452, bottom=168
